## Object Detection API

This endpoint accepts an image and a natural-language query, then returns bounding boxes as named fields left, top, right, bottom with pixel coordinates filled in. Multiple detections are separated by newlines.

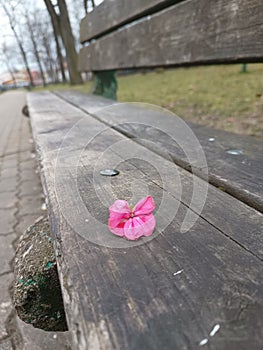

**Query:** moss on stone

left=13, top=216, right=67, bottom=331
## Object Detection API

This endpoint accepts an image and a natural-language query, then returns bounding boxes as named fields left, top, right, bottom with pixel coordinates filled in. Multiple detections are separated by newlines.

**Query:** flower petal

left=109, top=199, right=130, bottom=214
left=108, top=220, right=125, bottom=237
left=133, top=196, right=155, bottom=216
left=109, top=199, right=130, bottom=228
left=123, top=214, right=156, bottom=240
left=139, top=214, right=156, bottom=236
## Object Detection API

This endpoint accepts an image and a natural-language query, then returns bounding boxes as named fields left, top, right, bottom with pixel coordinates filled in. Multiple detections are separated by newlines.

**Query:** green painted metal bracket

left=242, top=63, right=247, bottom=73
left=92, top=70, right=118, bottom=100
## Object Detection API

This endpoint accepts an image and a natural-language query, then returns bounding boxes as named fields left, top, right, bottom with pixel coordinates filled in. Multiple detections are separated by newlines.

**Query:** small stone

left=0, top=273, right=13, bottom=340
left=0, top=235, right=16, bottom=274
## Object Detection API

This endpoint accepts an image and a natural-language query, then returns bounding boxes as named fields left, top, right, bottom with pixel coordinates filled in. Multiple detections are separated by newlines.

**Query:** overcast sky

left=0, top=0, right=45, bottom=47
left=0, top=0, right=104, bottom=75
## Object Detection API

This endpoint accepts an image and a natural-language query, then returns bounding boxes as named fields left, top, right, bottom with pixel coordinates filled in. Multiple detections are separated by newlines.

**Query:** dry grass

left=37, top=63, right=263, bottom=138
left=117, top=64, right=263, bottom=138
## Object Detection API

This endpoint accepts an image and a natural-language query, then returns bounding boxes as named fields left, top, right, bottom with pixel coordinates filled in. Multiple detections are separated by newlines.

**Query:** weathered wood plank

left=79, top=0, right=263, bottom=71
left=55, top=90, right=263, bottom=213
left=115, top=121, right=263, bottom=212
left=80, top=0, right=182, bottom=43
left=28, top=91, right=263, bottom=349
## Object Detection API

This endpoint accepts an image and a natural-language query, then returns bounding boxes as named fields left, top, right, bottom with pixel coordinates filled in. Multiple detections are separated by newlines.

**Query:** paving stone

left=0, top=273, right=13, bottom=340
left=0, top=235, right=16, bottom=274
left=18, top=196, right=43, bottom=216
left=0, top=338, right=12, bottom=350
left=19, top=180, right=41, bottom=197
left=19, top=169, right=40, bottom=184
left=5, top=146, right=19, bottom=156
left=1, top=159, right=18, bottom=170
left=0, top=92, right=62, bottom=348
left=15, top=215, right=41, bottom=237
left=19, top=149, right=35, bottom=162
left=0, top=179, right=17, bottom=193
left=19, top=159, right=37, bottom=171
left=3, top=154, right=17, bottom=162
left=0, top=192, right=17, bottom=210
left=20, top=121, right=31, bottom=138
left=0, top=167, right=17, bottom=181
left=0, top=209, right=16, bottom=234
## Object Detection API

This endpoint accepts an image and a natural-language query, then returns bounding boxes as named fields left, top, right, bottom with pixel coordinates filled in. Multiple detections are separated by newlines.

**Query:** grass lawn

left=36, top=64, right=263, bottom=139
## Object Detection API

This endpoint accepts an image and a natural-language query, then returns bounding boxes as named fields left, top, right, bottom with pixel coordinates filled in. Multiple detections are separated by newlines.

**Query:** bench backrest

left=79, top=0, right=263, bottom=72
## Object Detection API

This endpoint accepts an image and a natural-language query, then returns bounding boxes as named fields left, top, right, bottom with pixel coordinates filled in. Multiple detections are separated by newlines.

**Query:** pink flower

left=108, top=196, right=156, bottom=240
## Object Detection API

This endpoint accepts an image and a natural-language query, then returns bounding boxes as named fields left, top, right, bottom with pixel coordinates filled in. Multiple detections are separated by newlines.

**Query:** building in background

left=0, top=70, right=45, bottom=90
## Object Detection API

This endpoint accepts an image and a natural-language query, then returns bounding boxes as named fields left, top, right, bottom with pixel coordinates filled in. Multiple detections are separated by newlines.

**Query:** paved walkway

left=0, top=91, right=70, bottom=350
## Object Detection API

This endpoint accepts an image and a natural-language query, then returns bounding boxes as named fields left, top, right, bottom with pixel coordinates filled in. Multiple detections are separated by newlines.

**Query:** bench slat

left=29, top=92, right=263, bottom=349
left=79, top=0, right=263, bottom=71
left=55, top=90, right=263, bottom=214
left=80, top=0, right=182, bottom=43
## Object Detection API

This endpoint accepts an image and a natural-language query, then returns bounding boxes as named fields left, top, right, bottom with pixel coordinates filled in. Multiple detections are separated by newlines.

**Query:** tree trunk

left=90, top=0, right=95, bottom=9
left=4, top=62, right=17, bottom=86
left=57, top=0, right=83, bottom=85
left=43, top=0, right=67, bottom=83
left=84, top=0, right=88, bottom=13
left=44, top=0, right=82, bottom=85
left=42, top=34, right=57, bottom=82
left=15, top=33, right=34, bottom=87
left=1, top=43, right=17, bottom=86
left=25, top=14, right=46, bottom=86
left=55, top=34, right=67, bottom=83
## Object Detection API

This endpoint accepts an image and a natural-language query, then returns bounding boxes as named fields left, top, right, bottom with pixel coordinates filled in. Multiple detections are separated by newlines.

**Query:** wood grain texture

left=79, top=0, right=263, bottom=71
left=80, top=0, right=182, bottom=43
left=28, top=91, right=263, bottom=350
left=55, top=90, right=263, bottom=214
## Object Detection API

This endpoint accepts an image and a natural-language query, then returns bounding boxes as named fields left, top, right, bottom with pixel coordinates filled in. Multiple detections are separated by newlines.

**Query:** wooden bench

left=24, top=1, right=263, bottom=349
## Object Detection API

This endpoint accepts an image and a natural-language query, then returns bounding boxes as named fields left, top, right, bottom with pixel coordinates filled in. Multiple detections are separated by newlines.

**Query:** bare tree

left=41, top=25, right=59, bottom=82
left=0, top=1, right=34, bottom=86
left=0, top=42, right=17, bottom=86
left=43, top=0, right=67, bottom=83
left=44, top=0, right=83, bottom=85
left=24, top=10, right=47, bottom=86
left=35, top=11, right=61, bottom=83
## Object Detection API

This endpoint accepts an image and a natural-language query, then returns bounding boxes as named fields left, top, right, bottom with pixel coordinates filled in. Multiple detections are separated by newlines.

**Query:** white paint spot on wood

left=199, top=338, right=208, bottom=346
left=209, top=324, right=220, bottom=337
left=53, top=334, right=57, bottom=339
left=173, top=269, right=183, bottom=276
left=208, top=138, right=215, bottom=142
